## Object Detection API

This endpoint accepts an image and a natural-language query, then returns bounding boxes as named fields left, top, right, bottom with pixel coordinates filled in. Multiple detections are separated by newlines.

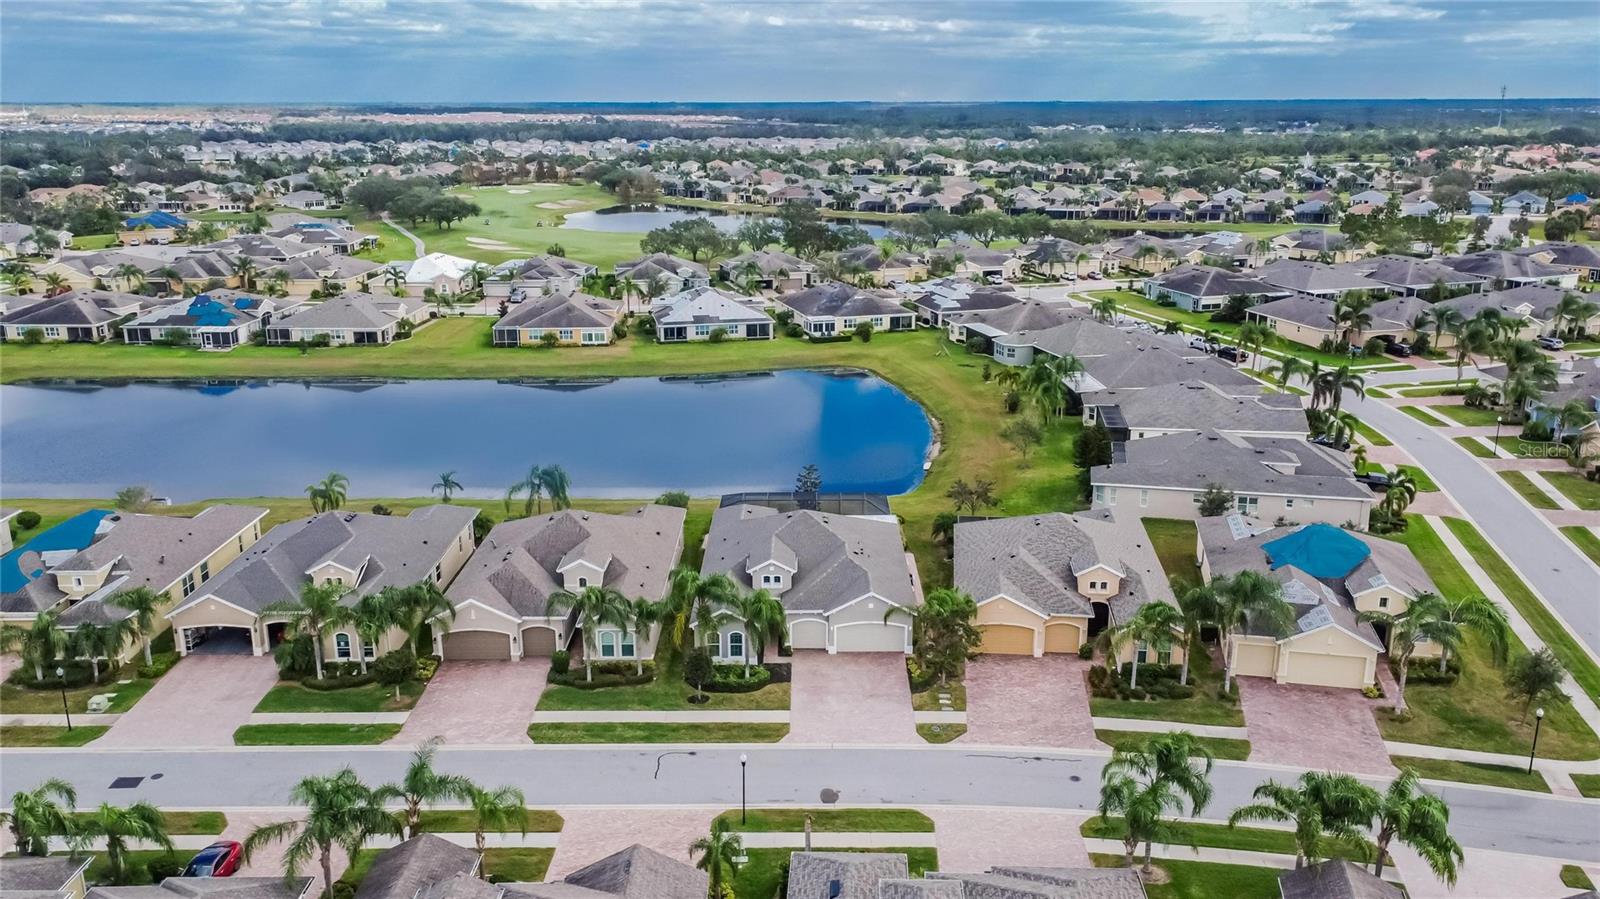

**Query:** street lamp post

left=1495, top=415, right=1504, bottom=450
left=739, top=753, right=749, bottom=825
left=56, top=666, right=72, bottom=732
left=1528, top=707, right=1545, bottom=774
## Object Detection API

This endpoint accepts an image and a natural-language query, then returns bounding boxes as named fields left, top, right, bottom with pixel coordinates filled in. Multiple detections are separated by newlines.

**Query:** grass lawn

left=0, top=328, right=1085, bottom=591
left=1391, top=755, right=1550, bottom=792
left=1401, top=405, right=1449, bottom=426
left=71, top=233, right=121, bottom=250
left=1499, top=471, right=1561, bottom=509
left=1142, top=518, right=1201, bottom=590
left=1572, top=774, right=1600, bottom=798
left=253, top=680, right=425, bottom=713
left=917, top=723, right=966, bottom=743
left=1430, top=403, right=1504, bottom=426
left=232, top=723, right=401, bottom=745
left=528, top=722, right=789, bottom=743
left=537, top=672, right=790, bottom=712
left=715, top=808, right=934, bottom=833
left=1351, top=417, right=1392, bottom=447
left=1563, top=864, right=1597, bottom=890
left=1542, top=471, right=1600, bottom=511
left=0, top=725, right=108, bottom=747
left=1561, top=527, right=1600, bottom=566
left=482, top=848, right=555, bottom=882
left=1395, top=465, right=1439, bottom=493
left=1376, top=518, right=1599, bottom=759
left=416, top=808, right=564, bottom=833
left=1090, top=640, right=1245, bottom=728
left=733, top=848, right=937, bottom=899
left=910, top=680, right=965, bottom=712
left=1083, top=818, right=1378, bottom=864
left=1089, top=854, right=1284, bottom=899
left=1453, top=436, right=1496, bottom=457
left=0, top=660, right=162, bottom=714
left=1396, top=383, right=1474, bottom=397
left=1094, top=730, right=1251, bottom=761
left=64, top=810, right=227, bottom=834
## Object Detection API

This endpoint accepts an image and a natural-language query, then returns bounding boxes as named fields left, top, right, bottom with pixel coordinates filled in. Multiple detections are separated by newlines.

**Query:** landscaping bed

left=416, top=808, right=564, bottom=833
left=1088, top=854, right=1284, bottom=899
left=1391, top=755, right=1550, bottom=792
left=1088, top=646, right=1245, bottom=728
left=537, top=660, right=790, bottom=711
left=916, top=723, right=966, bottom=743
left=253, top=679, right=425, bottom=713
left=1083, top=817, right=1379, bottom=864
left=232, top=723, right=401, bottom=745
left=528, top=722, right=789, bottom=743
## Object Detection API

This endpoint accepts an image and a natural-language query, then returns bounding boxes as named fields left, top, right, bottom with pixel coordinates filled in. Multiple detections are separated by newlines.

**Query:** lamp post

left=739, top=753, right=749, bottom=825
left=56, top=666, right=72, bottom=732
left=1495, top=415, right=1504, bottom=451
left=1528, top=707, right=1545, bottom=774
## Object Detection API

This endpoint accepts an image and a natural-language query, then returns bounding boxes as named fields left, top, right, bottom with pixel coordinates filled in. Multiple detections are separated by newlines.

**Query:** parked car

left=1537, top=335, right=1566, bottom=350
left=183, top=841, right=243, bottom=877
left=985, top=274, right=1005, bottom=285
left=1354, top=472, right=1391, bottom=492
left=1187, top=336, right=1213, bottom=352
left=1086, top=271, right=1103, bottom=280
left=1064, top=272, right=1079, bottom=281
left=1377, top=335, right=1412, bottom=357
left=1311, top=434, right=1351, bottom=450
left=1214, top=345, right=1249, bottom=364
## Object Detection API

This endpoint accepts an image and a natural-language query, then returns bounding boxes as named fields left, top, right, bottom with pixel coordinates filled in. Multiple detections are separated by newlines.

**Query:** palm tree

left=306, top=472, right=349, bottom=513
left=105, top=586, right=166, bottom=667
left=41, top=272, right=69, bottom=297
left=377, top=737, right=475, bottom=838
left=1092, top=294, right=1118, bottom=323
left=1450, top=319, right=1494, bottom=383
left=505, top=464, right=549, bottom=517
left=68, top=619, right=132, bottom=682
left=1106, top=601, right=1185, bottom=689
left=264, top=581, right=352, bottom=682
left=1333, top=294, right=1374, bottom=348
left=1235, top=321, right=1274, bottom=372
left=1382, top=469, right=1418, bottom=517
left=74, top=802, right=174, bottom=885
left=231, top=256, right=259, bottom=291
left=390, top=580, right=456, bottom=657
left=1229, top=772, right=1379, bottom=869
left=1, top=779, right=77, bottom=856
left=244, top=768, right=398, bottom=899
left=733, top=589, right=786, bottom=671
left=265, top=268, right=292, bottom=298
left=1552, top=293, right=1600, bottom=339
left=539, top=465, right=572, bottom=511
left=0, top=610, right=68, bottom=681
left=1265, top=355, right=1310, bottom=394
left=1101, top=732, right=1216, bottom=875
left=1551, top=398, right=1596, bottom=442
left=1359, top=593, right=1461, bottom=713
left=624, top=596, right=665, bottom=676
left=1173, top=584, right=1218, bottom=686
left=348, top=591, right=398, bottom=674
left=547, top=586, right=632, bottom=682
left=112, top=263, right=144, bottom=293
left=465, top=785, right=527, bottom=879
left=1419, top=305, right=1463, bottom=351
left=1312, top=365, right=1365, bottom=413
left=383, top=265, right=407, bottom=295
left=664, top=567, right=740, bottom=653
left=431, top=470, right=463, bottom=502
left=689, top=818, right=744, bottom=898
left=1215, top=571, right=1295, bottom=691
left=1371, top=768, right=1462, bottom=882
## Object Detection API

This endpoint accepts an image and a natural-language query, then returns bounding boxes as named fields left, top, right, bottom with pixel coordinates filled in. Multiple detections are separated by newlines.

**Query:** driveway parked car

left=1377, top=335, right=1412, bottom=357
left=183, top=841, right=243, bottom=877
left=1537, top=335, right=1566, bottom=350
left=1214, top=345, right=1249, bottom=364
left=1355, top=472, right=1391, bottom=492
left=1188, top=336, right=1213, bottom=352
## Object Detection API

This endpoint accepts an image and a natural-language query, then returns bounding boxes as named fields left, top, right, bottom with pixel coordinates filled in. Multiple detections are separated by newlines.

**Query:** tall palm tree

left=1420, top=305, right=1464, bottom=351
left=244, top=768, right=398, bottom=899
left=231, top=256, right=259, bottom=291
left=1449, top=318, right=1494, bottom=383
left=74, top=802, right=174, bottom=885
left=112, top=263, right=144, bottom=293
left=1382, top=469, right=1418, bottom=517
left=306, top=472, right=349, bottom=513
left=664, top=567, right=740, bottom=653
left=1235, top=321, right=1273, bottom=372
left=1359, top=593, right=1460, bottom=713
left=1, top=779, right=77, bottom=856
left=1551, top=398, right=1596, bottom=442
left=1106, top=601, right=1184, bottom=689
left=1101, top=731, right=1216, bottom=875
left=1229, top=772, right=1379, bottom=869
left=1552, top=293, right=1599, bottom=339
left=689, top=818, right=744, bottom=898
left=1333, top=294, right=1374, bottom=348
left=348, top=591, right=398, bottom=674
left=1371, top=768, right=1462, bottom=882
left=465, top=785, right=527, bottom=879
left=41, top=272, right=69, bottom=297
left=106, top=586, right=165, bottom=667
left=733, top=589, right=786, bottom=671
left=505, top=464, right=548, bottom=517
left=264, top=581, right=352, bottom=682
left=624, top=596, right=664, bottom=676
left=431, top=471, right=463, bottom=503
left=1265, top=355, right=1310, bottom=394
left=1215, top=571, right=1294, bottom=691
left=390, top=580, right=456, bottom=656
left=1173, top=584, right=1219, bottom=686
left=1313, top=365, right=1365, bottom=413
left=377, top=737, right=475, bottom=838
left=547, top=586, right=632, bottom=682
left=0, top=610, right=68, bottom=681
left=539, top=465, right=572, bottom=511
left=68, top=619, right=132, bottom=682
left=383, top=265, right=407, bottom=295
left=1092, top=294, right=1118, bottom=323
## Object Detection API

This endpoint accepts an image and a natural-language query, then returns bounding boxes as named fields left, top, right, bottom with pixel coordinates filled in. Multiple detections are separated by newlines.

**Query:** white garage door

left=833, top=622, right=908, bottom=653
left=1283, top=651, right=1368, bottom=689
left=443, top=630, right=512, bottom=661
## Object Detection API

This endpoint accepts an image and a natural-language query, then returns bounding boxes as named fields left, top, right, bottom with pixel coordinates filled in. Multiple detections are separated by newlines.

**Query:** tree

left=1450, top=319, right=1494, bottom=383
left=945, top=478, right=997, bottom=516
left=1092, top=294, right=1118, bottom=323
left=1100, top=732, right=1216, bottom=874
left=0, top=610, right=68, bottom=681
left=264, top=581, right=351, bottom=682
left=390, top=580, right=455, bottom=656
left=664, top=568, right=739, bottom=654
left=1229, top=772, right=1379, bottom=869
left=1382, top=469, right=1418, bottom=517
left=1196, top=483, right=1235, bottom=517
left=1173, top=585, right=1218, bottom=685
left=1215, top=570, right=1294, bottom=691
left=539, top=464, right=573, bottom=511
left=624, top=596, right=666, bottom=676
left=103, top=586, right=168, bottom=667
left=1312, top=365, right=1365, bottom=413
left=732, top=589, right=786, bottom=672
left=1359, top=592, right=1459, bottom=713
left=431, top=470, right=463, bottom=502
left=244, top=768, right=398, bottom=899
left=1235, top=321, right=1273, bottom=371
left=1, top=779, right=76, bottom=857
left=1265, top=355, right=1310, bottom=393
left=1370, top=768, right=1462, bottom=883
left=795, top=464, right=822, bottom=495
left=347, top=591, right=398, bottom=675
left=465, top=785, right=527, bottom=879
left=377, top=737, right=475, bottom=839
left=547, top=586, right=632, bottom=682
left=689, top=818, right=744, bottom=898
left=230, top=255, right=259, bottom=292
left=69, top=619, right=132, bottom=681
left=1106, top=601, right=1185, bottom=689
left=1075, top=421, right=1114, bottom=500
left=1434, top=592, right=1510, bottom=673
left=115, top=485, right=155, bottom=512
left=1000, top=418, right=1044, bottom=465
left=1505, top=647, right=1566, bottom=723
left=905, top=587, right=981, bottom=686
left=75, top=802, right=174, bottom=885
left=306, top=472, right=349, bottom=513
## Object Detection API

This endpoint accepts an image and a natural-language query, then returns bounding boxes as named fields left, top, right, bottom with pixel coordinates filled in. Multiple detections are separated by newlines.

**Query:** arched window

left=577, top=576, right=589, bottom=588
left=727, top=631, right=745, bottom=659
left=335, top=633, right=352, bottom=660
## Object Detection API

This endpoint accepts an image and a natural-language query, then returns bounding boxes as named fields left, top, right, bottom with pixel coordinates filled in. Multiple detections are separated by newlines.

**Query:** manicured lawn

left=0, top=678, right=157, bottom=715
left=64, top=810, right=228, bottom=834
left=83, top=850, right=186, bottom=885
left=1351, top=417, right=1392, bottom=446
left=528, top=723, right=789, bottom=743
left=1083, top=818, right=1378, bottom=863
left=1395, top=465, right=1439, bottom=493
left=1430, top=403, right=1504, bottom=426
left=1542, top=471, right=1600, bottom=511
left=1401, top=405, right=1448, bottom=426
left=254, top=680, right=425, bottom=713
left=910, top=680, right=965, bottom=711
left=715, top=808, right=934, bottom=833
left=1089, top=854, right=1284, bottom=899
left=232, top=724, right=401, bottom=745
left=537, top=673, right=790, bottom=712
left=1576, top=774, right=1600, bottom=798
left=1142, top=518, right=1201, bottom=590
left=1391, top=755, right=1551, bottom=792
left=416, top=808, right=564, bottom=833
left=481, top=848, right=555, bottom=882
left=1094, top=730, right=1250, bottom=761
left=0, top=725, right=108, bottom=747
left=1090, top=640, right=1245, bottom=727
left=1453, top=436, right=1496, bottom=457
left=1396, top=382, right=1474, bottom=397
left=1563, top=864, right=1597, bottom=890
left=733, top=848, right=937, bottom=899
left=917, top=723, right=966, bottom=743
left=1562, top=526, right=1600, bottom=566
left=71, top=233, right=120, bottom=250
left=1499, top=471, right=1561, bottom=509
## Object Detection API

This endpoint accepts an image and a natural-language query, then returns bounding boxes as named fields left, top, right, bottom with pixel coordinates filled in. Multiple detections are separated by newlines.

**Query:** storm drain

left=108, top=776, right=144, bottom=789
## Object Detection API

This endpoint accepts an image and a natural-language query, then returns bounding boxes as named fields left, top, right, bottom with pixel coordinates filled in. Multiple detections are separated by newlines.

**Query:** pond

left=0, top=371, right=934, bottom=501
left=561, top=205, right=895, bottom=240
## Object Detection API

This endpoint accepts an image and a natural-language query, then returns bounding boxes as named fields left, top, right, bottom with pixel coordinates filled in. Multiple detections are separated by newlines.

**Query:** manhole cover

left=109, top=776, right=144, bottom=789
left=819, top=788, right=840, bottom=804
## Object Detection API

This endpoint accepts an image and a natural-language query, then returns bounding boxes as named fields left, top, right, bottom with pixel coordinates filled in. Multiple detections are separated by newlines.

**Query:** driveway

left=98, top=654, right=278, bottom=748
left=1238, top=679, right=1395, bottom=776
left=929, top=808, right=1090, bottom=871
left=393, top=659, right=548, bottom=745
left=787, top=651, right=917, bottom=744
left=962, top=656, right=1100, bottom=749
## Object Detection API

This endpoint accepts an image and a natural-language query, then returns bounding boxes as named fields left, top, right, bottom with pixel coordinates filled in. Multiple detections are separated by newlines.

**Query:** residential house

left=907, top=281, right=1019, bottom=327
left=615, top=253, right=710, bottom=294
left=118, top=210, right=191, bottom=245
left=1347, top=190, right=1390, bottom=207
left=0, top=852, right=92, bottom=899
left=1253, top=260, right=1389, bottom=300
left=925, top=242, right=1024, bottom=281
left=1516, top=242, right=1600, bottom=284
left=1246, top=292, right=1428, bottom=349
left=441, top=505, right=684, bottom=661
left=1013, top=238, right=1110, bottom=278
left=1293, top=200, right=1335, bottom=224
left=353, top=834, right=479, bottom=899
left=0, top=289, right=162, bottom=342
left=834, top=244, right=928, bottom=285
left=0, top=221, right=72, bottom=259
left=3, top=510, right=115, bottom=622
left=1502, top=191, right=1548, bottom=215
left=778, top=281, right=915, bottom=338
left=1468, top=191, right=1495, bottom=216
left=267, top=221, right=379, bottom=255
left=485, top=255, right=597, bottom=299
left=87, top=879, right=312, bottom=899
left=1335, top=255, right=1486, bottom=297
left=1091, top=430, right=1374, bottom=529
left=653, top=285, right=774, bottom=342
left=956, top=511, right=1180, bottom=661
left=1142, top=264, right=1289, bottom=312
left=491, top=290, right=619, bottom=347
left=943, top=299, right=1082, bottom=347
left=121, top=291, right=298, bottom=350
left=400, top=252, right=481, bottom=296
left=278, top=189, right=329, bottom=210
left=1435, top=283, right=1599, bottom=344
left=1481, top=357, right=1600, bottom=439
left=699, top=502, right=922, bottom=656
left=993, top=321, right=1257, bottom=397
left=719, top=249, right=818, bottom=291
left=164, top=505, right=478, bottom=659
left=1082, top=381, right=1308, bottom=443
left=785, top=851, right=1146, bottom=899
left=1279, top=860, right=1404, bottom=899
left=265, top=291, right=431, bottom=346
left=1441, top=250, right=1579, bottom=289
left=1271, top=228, right=1370, bottom=263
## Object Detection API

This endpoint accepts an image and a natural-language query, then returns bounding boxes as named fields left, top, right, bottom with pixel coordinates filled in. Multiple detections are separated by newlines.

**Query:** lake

left=561, top=205, right=895, bottom=240
left=0, top=371, right=934, bottom=501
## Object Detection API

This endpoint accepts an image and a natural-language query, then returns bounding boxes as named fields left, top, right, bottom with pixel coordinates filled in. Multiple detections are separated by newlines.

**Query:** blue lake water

left=0, top=371, right=933, bottom=501
left=561, top=206, right=895, bottom=240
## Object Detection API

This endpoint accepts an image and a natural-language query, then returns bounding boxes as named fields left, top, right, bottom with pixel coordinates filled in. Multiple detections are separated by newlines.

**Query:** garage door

left=1283, top=652, right=1368, bottom=689
left=979, top=624, right=1036, bottom=655
left=789, top=619, right=827, bottom=650
left=1232, top=641, right=1279, bottom=678
left=833, top=622, right=908, bottom=653
left=520, top=626, right=558, bottom=657
left=443, top=630, right=512, bottom=661
left=1043, top=621, right=1082, bottom=654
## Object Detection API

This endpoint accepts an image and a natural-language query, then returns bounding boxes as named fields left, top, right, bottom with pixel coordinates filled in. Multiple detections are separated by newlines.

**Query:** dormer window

left=577, top=576, right=589, bottom=588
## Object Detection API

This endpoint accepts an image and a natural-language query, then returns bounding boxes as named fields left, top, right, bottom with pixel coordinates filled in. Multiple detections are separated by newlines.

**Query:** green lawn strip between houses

left=1142, top=518, right=1202, bottom=590
left=1400, top=405, right=1448, bottom=427
left=0, top=677, right=157, bottom=715
left=415, top=808, right=564, bottom=833
left=1429, top=403, right=1504, bottom=426
left=1088, top=854, right=1285, bottom=899
left=232, top=724, right=402, bottom=745
left=1560, top=527, right=1600, bottom=567
left=1572, top=773, right=1600, bottom=798
left=1351, top=418, right=1392, bottom=447
left=253, top=679, right=426, bottom=713
left=0, top=725, right=109, bottom=747
left=528, top=722, right=789, bottom=743
left=1094, top=730, right=1250, bottom=761
left=714, top=808, right=934, bottom=833
left=916, top=723, right=966, bottom=743
left=910, top=680, right=965, bottom=712
left=1082, top=817, right=1380, bottom=864
left=61, top=810, right=229, bottom=834
left=1390, top=755, right=1551, bottom=792
left=1395, top=465, right=1439, bottom=493
left=1452, top=435, right=1496, bottom=458
left=1499, top=471, right=1561, bottom=510
left=734, top=848, right=938, bottom=899
left=1542, top=471, right=1600, bottom=511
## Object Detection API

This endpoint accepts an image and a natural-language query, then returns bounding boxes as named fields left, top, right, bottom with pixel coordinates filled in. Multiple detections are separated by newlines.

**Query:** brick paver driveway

left=1239, top=678, right=1395, bottom=775
left=393, top=659, right=548, bottom=745
left=929, top=808, right=1091, bottom=871
left=787, top=651, right=917, bottom=744
left=98, top=654, right=278, bottom=748
left=963, top=656, right=1100, bottom=749
left=546, top=807, right=714, bottom=880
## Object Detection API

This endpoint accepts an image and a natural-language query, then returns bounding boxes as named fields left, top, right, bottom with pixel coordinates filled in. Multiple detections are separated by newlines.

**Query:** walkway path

left=380, top=213, right=425, bottom=258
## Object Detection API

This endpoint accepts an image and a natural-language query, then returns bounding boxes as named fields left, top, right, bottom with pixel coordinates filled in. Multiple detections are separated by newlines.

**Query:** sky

left=1, top=0, right=1597, bottom=104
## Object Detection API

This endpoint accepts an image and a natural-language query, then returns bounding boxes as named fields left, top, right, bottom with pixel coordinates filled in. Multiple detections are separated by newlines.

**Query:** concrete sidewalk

left=533, top=710, right=790, bottom=723
left=248, top=712, right=410, bottom=725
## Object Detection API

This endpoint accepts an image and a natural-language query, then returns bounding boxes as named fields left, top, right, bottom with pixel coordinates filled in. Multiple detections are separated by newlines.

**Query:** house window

left=694, top=324, right=712, bottom=336
left=559, top=329, right=574, bottom=341
left=43, top=327, right=60, bottom=338
left=199, top=561, right=210, bottom=582
left=599, top=631, right=618, bottom=658
left=335, top=634, right=352, bottom=659
left=1378, top=596, right=1389, bottom=609
left=181, top=572, right=196, bottom=597
left=1092, top=485, right=1107, bottom=505
left=238, top=535, right=246, bottom=553
left=621, top=631, right=636, bottom=657
left=1135, top=641, right=1149, bottom=663
left=1158, top=647, right=1173, bottom=665
left=433, top=563, right=443, bottom=582
left=1285, top=498, right=1295, bottom=509
left=362, top=639, right=376, bottom=660
left=1235, top=495, right=1259, bottom=515
left=727, top=631, right=745, bottom=659
left=577, top=576, right=589, bottom=588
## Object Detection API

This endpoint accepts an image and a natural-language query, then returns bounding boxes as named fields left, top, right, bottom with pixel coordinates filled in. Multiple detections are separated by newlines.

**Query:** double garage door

left=441, top=626, right=560, bottom=661
left=1281, top=651, right=1368, bottom=689
left=978, top=622, right=1082, bottom=656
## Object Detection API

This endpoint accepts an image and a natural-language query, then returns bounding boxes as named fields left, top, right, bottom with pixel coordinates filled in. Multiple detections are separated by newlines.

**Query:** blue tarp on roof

left=123, top=210, right=190, bottom=229
left=0, top=509, right=113, bottom=594
left=188, top=295, right=242, bottom=327
left=1261, top=523, right=1370, bottom=580
left=1565, top=193, right=1591, bottom=204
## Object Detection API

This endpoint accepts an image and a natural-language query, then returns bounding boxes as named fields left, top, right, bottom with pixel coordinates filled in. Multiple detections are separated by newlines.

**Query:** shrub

left=906, top=657, right=937, bottom=693
left=1521, top=421, right=1554, bottom=442
left=550, top=649, right=570, bottom=675
left=145, top=856, right=187, bottom=879
left=415, top=654, right=440, bottom=681
left=330, top=882, right=357, bottom=899
left=548, top=661, right=656, bottom=689
left=1363, top=337, right=1386, bottom=357
left=8, top=660, right=102, bottom=689
left=20, top=328, right=45, bottom=344
left=274, top=632, right=317, bottom=678
left=785, top=322, right=804, bottom=338
left=136, top=652, right=180, bottom=680
left=301, top=671, right=377, bottom=691
left=370, top=504, right=393, bottom=516
left=1361, top=685, right=1383, bottom=700
left=683, top=648, right=714, bottom=691
left=656, top=490, right=691, bottom=508
left=706, top=664, right=772, bottom=693
left=1077, top=642, right=1094, bottom=660
left=373, top=647, right=417, bottom=686
left=1003, top=389, right=1021, bottom=414
left=854, top=321, right=874, bottom=342
left=708, top=326, right=728, bottom=343
left=308, top=333, right=332, bottom=348
left=472, top=511, right=494, bottom=543
left=539, top=331, right=560, bottom=348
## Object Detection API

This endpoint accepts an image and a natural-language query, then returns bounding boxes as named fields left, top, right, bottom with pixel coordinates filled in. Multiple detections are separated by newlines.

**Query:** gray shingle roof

left=1441, top=250, right=1569, bottom=282
left=1278, top=860, right=1403, bottom=899
left=779, top=281, right=908, bottom=319
left=0, top=290, right=159, bottom=328
left=928, top=866, right=1146, bottom=898
left=945, top=300, right=1081, bottom=337
left=557, top=844, right=707, bottom=899
left=1095, top=431, right=1369, bottom=501
left=652, top=286, right=770, bottom=327
left=1254, top=260, right=1388, bottom=295
left=0, top=856, right=90, bottom=891
left=1083, top=381, right=1307, bottom=435
left=1148, top=264, right=1283, bottom=299
left=1516, top=241, right=1600, bottom=269
left=996, top=320, right=1256, bottom=392
left=786, top=851, right=909, bottom=899
left=493, top=255, right=596, bottom=282
left=276, top=292, right=426, bottom=331
left=615, top=253, right=707, bottom=281
left=495, top=291, right=619, bottom=330
left=85, top=877, right=313, bottom=899
left=702, top=505, right=917, bottom=613
left=1335, top=255, right=1486, bottom=291
left=1434, top=283, right=1578, bottom=324
left=354, top=834, right=479, bottom=899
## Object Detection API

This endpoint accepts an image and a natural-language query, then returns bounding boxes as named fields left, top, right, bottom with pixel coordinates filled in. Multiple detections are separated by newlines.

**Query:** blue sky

left=2, top=0, right=1596, bottom=104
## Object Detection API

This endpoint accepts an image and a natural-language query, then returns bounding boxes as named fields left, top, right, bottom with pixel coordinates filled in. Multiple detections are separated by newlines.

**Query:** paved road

left=1345, top=372, right=1600, bottom=658
left=380, top=213, right=425, bottom=258
left=2, top=745, right=1597, bottom=863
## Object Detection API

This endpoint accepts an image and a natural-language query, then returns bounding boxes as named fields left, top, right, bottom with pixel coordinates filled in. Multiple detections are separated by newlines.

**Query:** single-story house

left=1434, top=283, right=1600, bottom=343
left=943, top=299, right=1082, bottom=346
left=925, top=242, right=1024, bottom=281
left=277, top=190, right=329, bottom=210
left=1516, top=242, right=1600, bottom=284
left=1441, top=250, right=1579, bottom=289
left=486, top=255, right=598, bottom=298
left=786, top=852, right=1144, bottom=899
left=1246, top=292, right=1427, bottom=349
left=492, top=290, right=619, bottom=347
left=1279, top=860, right=1403, bottom=899
left=441, top=505, right=685, bottom=661
left=0, top=222, right=73, bottom=260
left=777, top=281, right=915, bottom=338
left=1142, top=264, right=1289, bottom=312
left=907, top=281, right=1019, bottom=327
left=1335, top=255, right=1487, bottom=297
left=1253, top=259, right=1390, bottom=300
left=1083, top=380, right=1308, bottom=442
left=265, top=291, right=430, bottom=346
left=652, top=285, right=774, bottom=342
left=0, top=289, right=163, bottom=342
left=699, top=502, right=922, bottom=656
left=267, top=221, right=378, bottom=255
left=615, top=253, right=710, bottom=294
left=400, top=252, right=480, bottom=295
left=1485, top=357, right=1600, bottom=438
left=121, top=291, right=299, bottom=351
left=1270, top=228, right=1370, bottom=263
left=833, top=244, right=927, bottom=285
left=719, top=249, right=817, bottom=291
left=355, top=834, right=706, bottom=899
left=1013, top=237, right=1112, bottom=278
left=88, top=877, right=312, bottom=899
left=994, top=320, right=1257, bottom=397
left=1502, top=191, right=1548, bottom=215
left=164, top=505, right=477, bottom=659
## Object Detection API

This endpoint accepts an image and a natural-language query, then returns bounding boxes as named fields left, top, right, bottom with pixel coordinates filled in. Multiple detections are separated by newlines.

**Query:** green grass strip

left=232, top=724, right=400, bottom=745
left=714, top=808, right=934, bottom=833
left=528, top=722, right=789, bottom=743
left=1499, top=471, right=1560, bottom=510
left=1391, top=756, right=1550, bottom=792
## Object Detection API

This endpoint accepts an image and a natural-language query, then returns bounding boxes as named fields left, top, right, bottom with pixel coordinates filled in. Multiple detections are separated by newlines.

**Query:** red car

left=183, top=841, right=242, bottom=876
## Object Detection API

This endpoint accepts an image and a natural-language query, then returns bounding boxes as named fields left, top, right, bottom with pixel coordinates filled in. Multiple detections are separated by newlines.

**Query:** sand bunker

left=536, top=199, right=587, bottom=209
left=465, top=237, right=522, bottom=250
left=507, top=189, right=530, bottom=195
